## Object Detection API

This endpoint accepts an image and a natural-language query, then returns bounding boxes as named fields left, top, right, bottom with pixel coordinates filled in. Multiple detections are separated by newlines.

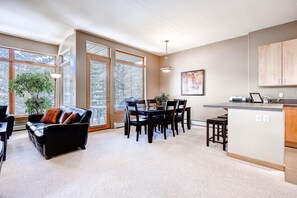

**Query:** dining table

left=124, top=107, right=191, bottom=143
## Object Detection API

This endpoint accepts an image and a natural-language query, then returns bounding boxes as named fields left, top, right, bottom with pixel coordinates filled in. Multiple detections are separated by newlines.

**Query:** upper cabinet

left=258, top=38, right=297, bottom=86
left=283, top=39, right=297, bottom=85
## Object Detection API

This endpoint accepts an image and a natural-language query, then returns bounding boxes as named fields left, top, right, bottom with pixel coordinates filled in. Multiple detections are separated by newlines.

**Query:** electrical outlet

left=256, top=114, right=262, bottom=122
left=279, top=93, right=284, bottom=98
left=263, top=115, right=270, bottom=123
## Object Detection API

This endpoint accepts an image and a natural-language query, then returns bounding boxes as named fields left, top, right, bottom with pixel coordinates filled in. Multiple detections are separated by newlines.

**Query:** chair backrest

left=176, top=100, right=187, bottom=117
left=165, top=101, right=177, bottom=120
left=125, top=101, right=140, bottom=122
left=136, top=99, right=146, bottom=111
left=0, top=106, right=8, bottom=120
left=147, top=99, right=157, bottom=110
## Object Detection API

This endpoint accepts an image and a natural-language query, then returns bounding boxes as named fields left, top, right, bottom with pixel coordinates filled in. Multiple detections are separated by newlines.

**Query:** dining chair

left=125, top=101, right=148, bottom=141
left=147, top=99, right=157, bottom=110
left=174, top=100, right=187, bottom=135
left=136, top=99, right=146, bottom=110
left=161, top=101, right=177, bottom=140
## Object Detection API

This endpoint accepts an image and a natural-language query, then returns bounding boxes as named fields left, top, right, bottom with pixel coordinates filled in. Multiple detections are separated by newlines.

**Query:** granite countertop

left=203, top=102, right=284, bottom=111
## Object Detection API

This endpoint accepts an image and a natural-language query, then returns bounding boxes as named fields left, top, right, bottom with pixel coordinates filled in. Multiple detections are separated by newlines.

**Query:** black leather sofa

left=0, top=105, right=15, bottom=139
left=26, top=106, right=92, bottom=159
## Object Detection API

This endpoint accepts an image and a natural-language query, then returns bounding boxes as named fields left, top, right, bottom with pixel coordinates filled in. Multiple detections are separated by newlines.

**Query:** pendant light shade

left=160, top=40, right=172, bottom=73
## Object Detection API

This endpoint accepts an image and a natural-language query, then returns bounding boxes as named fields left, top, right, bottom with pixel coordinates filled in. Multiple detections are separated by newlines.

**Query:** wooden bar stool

left=206, top=118, right=228, bottom=151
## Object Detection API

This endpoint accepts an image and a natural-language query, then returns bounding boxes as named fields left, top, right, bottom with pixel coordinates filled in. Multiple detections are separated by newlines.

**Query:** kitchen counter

left=203, top=102, right=284, bottom=111
left=204, top=102, right=285, bottom=171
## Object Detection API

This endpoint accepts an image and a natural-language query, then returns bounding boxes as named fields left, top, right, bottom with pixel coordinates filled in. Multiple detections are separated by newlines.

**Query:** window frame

left=0, top=45, right=58, bottom=117
left=114, top=50, right=145, bottom=113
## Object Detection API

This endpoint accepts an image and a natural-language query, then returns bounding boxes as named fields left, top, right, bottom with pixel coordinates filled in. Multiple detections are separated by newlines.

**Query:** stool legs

left=223, top=123, right=226, bottom=151
left=212, top=124, right=215, bottom=143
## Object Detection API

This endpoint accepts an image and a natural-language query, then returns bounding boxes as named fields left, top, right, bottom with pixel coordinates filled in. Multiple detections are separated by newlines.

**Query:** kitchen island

left=204, top=102, right=285, bottom=170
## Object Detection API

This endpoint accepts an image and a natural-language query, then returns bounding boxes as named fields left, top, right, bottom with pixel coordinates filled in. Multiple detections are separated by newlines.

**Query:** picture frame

left=250, top=92, right=263, bottom=103
left=181, top=69, right=205, bottom=96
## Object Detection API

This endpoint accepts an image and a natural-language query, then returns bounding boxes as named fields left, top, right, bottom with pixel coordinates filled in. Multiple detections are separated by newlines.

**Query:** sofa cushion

left=41, top=108, right=61, bottom=124
left=28, top=122, right=51, bottom=132
left=34, top=129, right=45, bottom=144
left=63, top=113, right=80, bottom=124
left=60, top=112, right=73, bottom=123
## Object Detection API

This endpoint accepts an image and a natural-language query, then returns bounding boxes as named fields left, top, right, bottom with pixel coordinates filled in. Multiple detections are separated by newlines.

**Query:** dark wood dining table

left=124, top=107, right=191, bottom=143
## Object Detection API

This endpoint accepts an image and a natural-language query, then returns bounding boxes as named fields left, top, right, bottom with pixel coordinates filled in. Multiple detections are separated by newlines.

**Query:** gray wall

left=160, top=21, right=297, bottom=121
left=248, top=21, right=297, bottom=98
left=160, top=36, right=248, bottom=121
left=0, top=33, right=58, bottom=55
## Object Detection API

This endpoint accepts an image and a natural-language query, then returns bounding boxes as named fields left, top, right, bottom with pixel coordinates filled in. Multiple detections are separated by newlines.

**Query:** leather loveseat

left=26, top=106, right=92, bottom=159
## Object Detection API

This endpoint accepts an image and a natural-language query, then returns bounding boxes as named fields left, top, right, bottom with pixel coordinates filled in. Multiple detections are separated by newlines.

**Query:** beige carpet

left=0, top=126, right=297, bottom=198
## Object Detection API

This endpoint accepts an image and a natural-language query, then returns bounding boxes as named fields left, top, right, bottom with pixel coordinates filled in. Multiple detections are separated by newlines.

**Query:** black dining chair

left=125, top=101, right=148, bottom=141
left=174, top=100, right=187, bottom=135
left=160, top=101, right=177, bottom=140
left=147, top=99, right=157, bottom=110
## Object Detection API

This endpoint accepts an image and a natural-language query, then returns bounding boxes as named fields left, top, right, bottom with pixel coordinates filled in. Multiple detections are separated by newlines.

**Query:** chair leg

left=206, top=122, right=209, bottom=147
left=136, top=126, right=140, bottom=141
left=145, top=125, right=147, bottom=135
left=127, top=125, right=131, bottom=138
left=175, top=121, right=179, bottom=135
left=223, top=123, right=226, bottom=151
left=163, top=125, right=167, bottom=140
left=172, top=122, right=175, bottom=137
left=217, top=125, right=220, bottom=141
left=181, top=120, right=185, bottom=133
left=212, top=124, right=215, bottom=143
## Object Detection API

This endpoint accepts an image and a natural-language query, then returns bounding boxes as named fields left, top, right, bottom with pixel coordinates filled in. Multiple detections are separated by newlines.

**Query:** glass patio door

left=87, top=54, right=110, bottom=131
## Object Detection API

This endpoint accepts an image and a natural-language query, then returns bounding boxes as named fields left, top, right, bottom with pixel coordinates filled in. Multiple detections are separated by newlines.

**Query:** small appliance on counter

left=229, top=96, right=247, bottom=102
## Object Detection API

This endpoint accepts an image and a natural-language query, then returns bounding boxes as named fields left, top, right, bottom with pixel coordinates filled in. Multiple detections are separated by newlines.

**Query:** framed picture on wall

left=181, top=69, right=205, bottom=96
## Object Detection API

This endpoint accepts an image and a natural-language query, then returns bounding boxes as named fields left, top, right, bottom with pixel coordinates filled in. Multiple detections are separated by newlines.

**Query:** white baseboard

left=14, top=125, right=26, bottom=131
left=190, top=120, right=206, bottom=127
left=114, top=122, right=124, bottom=128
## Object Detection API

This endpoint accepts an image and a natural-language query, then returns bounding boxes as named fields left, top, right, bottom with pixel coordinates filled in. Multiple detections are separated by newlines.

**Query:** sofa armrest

left=42, top=123, right=89, bottom=157
left=3, top=115, right=15, bottom=138
left=28, top=114, right=44, bottom=123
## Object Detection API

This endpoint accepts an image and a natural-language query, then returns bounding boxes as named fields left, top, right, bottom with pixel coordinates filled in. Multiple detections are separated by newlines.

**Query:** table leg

left=148, top=115, right=153, bottom=143
left=186, top=108, right=191, bottom=130
left=124, top=110, right=128, bottom=135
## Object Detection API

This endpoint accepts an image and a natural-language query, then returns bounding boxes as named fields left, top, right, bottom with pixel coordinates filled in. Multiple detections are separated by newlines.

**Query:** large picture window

left=114, top=51, right=144, bottom=110
left=0, top=46, right=56, bottom=116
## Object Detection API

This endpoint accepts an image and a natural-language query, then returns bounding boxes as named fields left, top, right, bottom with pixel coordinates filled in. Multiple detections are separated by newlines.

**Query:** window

left=0, top=48, right=9, bottom=59
left=14, top=63, right=55, bottom=115
left=115, top=51, right=144, bottom=110
left=14, top=50, right=55, bottom=64
left=0, top=61, right=9, bottom=106
left=60, top=50, right=73, bottom=106
left=0, top=46, right=56, bottom=115
left=86, top=41, right=109, bottom=57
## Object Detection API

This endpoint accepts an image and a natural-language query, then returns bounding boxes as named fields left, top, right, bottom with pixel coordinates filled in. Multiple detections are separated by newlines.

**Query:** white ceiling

left=0, top=0, right=297, bottom=55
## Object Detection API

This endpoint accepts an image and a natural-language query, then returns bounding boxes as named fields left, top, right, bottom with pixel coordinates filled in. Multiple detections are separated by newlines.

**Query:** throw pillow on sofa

left=63, top=113, right=80, bottom=124
left=60, top=112, right=73, bottom=123
left=41, top=108, right=61, bottom=124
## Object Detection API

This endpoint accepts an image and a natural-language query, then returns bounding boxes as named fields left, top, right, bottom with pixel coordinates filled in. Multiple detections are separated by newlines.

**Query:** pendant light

left=160, top=40, right=173, bottom=73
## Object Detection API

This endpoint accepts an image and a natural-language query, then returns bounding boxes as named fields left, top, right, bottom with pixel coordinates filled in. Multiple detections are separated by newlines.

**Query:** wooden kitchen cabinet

left=284, top=106, right=297, bottom=147
left=258, top=42, right=282, bottom=86
left=258, top=38, right=297, bottom=86
left=283, top=39, right=297, bottom=85
left=285, top=146, right=297, bottom=185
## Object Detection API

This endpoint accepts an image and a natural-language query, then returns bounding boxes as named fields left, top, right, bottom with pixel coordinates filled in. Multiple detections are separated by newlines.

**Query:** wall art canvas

left=181, top=69, right=205, bottom=96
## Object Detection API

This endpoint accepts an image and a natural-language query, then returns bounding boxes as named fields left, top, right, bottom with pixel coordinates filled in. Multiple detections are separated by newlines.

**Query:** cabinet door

left=285, top=107, right=297, bottom=145
left=283, top=39, right=297, bottom=85
left=258, top=43, right=282, bottom=86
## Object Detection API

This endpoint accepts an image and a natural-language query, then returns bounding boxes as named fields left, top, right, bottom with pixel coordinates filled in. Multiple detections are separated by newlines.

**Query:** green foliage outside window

left=9, top=72, right=54, bottom=114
